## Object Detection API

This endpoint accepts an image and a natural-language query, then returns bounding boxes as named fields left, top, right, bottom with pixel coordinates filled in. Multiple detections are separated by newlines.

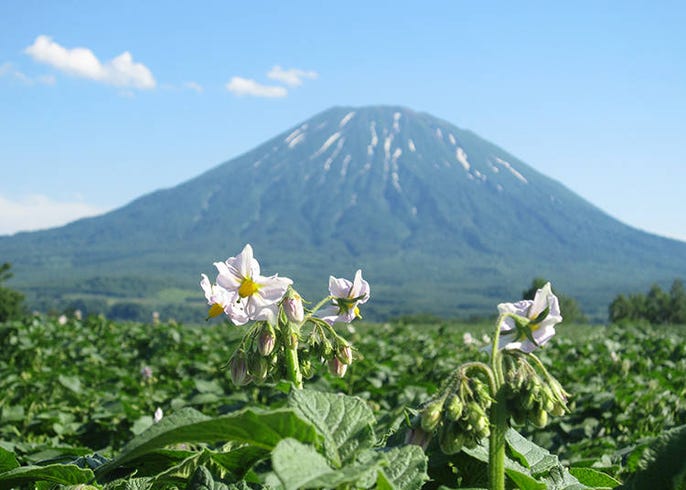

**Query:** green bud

left=420, top=399, right=444, bottom=432
left=467, top=402, right=486, bottom=424
left=250, top=356, right=270, bottom=383
left=550, top=402, right=566, bottom=417
left=300, top=358, right=314, bottom=379
left=445, top=394, right=464, bottom=421
left=438, top=421, right=464, bottom=455
left=531, top=408, right=548, bottom=428
left=336, top=343, right=353, bottom=365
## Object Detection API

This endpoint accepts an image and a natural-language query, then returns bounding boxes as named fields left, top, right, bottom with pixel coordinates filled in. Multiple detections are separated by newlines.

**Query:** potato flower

left=496, top=282, right=562, bottom=353
left=213, top=244, right=292, bottom=324
left=318, top=269, right=370, bottom=324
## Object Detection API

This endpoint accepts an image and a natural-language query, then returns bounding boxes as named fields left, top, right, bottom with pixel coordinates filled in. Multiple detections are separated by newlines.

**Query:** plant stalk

left=283, top=323, right=303, bottom=389
left=489, top=315, right=507, bottom=490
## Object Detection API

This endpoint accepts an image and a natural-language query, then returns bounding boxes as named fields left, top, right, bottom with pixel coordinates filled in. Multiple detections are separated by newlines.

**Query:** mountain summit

left=3, top=106, right=686, bottom=319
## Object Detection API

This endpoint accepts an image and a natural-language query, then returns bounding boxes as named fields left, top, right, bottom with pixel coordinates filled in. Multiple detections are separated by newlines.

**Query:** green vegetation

left=0, top=263, right=25, bottom=322
left=609, top=279, right=686, bottom=324
left=1, top=313, right=684, bottom=488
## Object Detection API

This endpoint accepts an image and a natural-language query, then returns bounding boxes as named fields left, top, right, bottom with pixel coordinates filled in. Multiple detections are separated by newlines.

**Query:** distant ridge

left=2, top=105, right=686, bottom=320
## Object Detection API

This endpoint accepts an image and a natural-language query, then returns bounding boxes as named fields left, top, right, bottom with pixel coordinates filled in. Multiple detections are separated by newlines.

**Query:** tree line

left=2, top=262, right=685, bottom=325
left=609, top=279, right=686, bottom=324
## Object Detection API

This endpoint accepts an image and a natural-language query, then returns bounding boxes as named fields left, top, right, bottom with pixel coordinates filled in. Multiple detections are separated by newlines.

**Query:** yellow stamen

left=238, top=277, right=260, bottom=298
left=207, top=303, right=224, bottom=319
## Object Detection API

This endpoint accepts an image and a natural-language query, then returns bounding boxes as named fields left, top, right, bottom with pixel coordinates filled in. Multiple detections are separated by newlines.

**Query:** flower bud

left=531, top=408, right=548, bottom=428
left=420, top=399, right=444, bottom=432
left=328, top=357, right=348, bottom=378
left=258, top=324, right=276, bottom=356
left=445, top=394, right=464, bottom=421
left=283, top=291, right=305, bottom=323
left=250, top=355, right=270, bottom=383
left=336, top=343, right=353, bottom=365
left=438, top=421, right=464, bottom=455
left=230, top=352, right=249, bottom=386
left=550, top=402, right=566, bottom=417
left=300, top=358, right=314, bottom=379
left=405, top=427, right=432, bottom=450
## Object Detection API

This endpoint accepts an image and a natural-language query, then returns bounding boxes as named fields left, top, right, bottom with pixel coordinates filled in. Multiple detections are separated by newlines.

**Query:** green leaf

left=569, top=467, right=621, bottom=488
left=131, top=415, right=154, bottom=435
left=0, top=463, right=94, bottom=488
left=209, top=446, right=269, bottom=479
left=506, top=428, right=559, bottom=475
left=288, top=389, right=375, bottom=467
left=186, top=465, right=230, bottom=490
left=97, top=406, right=320, bottom=478
left=0, top=447, right=19, bottom=474
left=622, top=424, right=686, bottom=490
left=376, top=445, right=429, bottom=490
left=271, top=438, right=334, bottom=489
left=271, top=439, right=379, bottom=490
left=103, top=477, right=153, bottom=490
left=504, top=469, right=546, bottom=490
left=57, top=374, right=83, bottom=394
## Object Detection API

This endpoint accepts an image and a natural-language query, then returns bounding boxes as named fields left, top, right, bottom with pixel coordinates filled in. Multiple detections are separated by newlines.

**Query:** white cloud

left=0, top=61, right=55, bottom=86
left=0, top=194, right=107, bottom=236
left=267, top=65, right=318, bottom=87
left=24, top=35, right=156, bottom=89
left=225, top=76, right=287, bottom=98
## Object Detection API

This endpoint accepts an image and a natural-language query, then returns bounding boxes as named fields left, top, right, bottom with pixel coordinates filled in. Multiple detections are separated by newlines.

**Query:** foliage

left=609, top=279, right=686, bottom=324
left=0, top=263, right=25, bottom=322
left=0, top=315, right=684, bottom=487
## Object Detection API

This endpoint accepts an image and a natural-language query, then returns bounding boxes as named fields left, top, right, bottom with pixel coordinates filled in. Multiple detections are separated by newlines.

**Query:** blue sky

left=1, top=1, right=685, bottom=240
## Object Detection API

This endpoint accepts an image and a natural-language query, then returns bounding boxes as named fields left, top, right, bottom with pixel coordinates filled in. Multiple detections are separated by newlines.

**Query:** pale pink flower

left=318, top=270, right=370, bottom=324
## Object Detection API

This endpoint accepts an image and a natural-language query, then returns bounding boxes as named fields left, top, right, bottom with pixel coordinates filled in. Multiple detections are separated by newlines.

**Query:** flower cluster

left=411, top=375, right=494, bottom=454
left=201, top=244, right=292, bottom=326
left=408, top=282, right=570, bottom=459
left=201, top=244, right=369, bottom=387
left=503, top=354, right=569, bottom=427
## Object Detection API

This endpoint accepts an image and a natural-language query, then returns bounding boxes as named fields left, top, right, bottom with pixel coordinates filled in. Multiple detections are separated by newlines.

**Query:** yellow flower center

left=238, top=277, right=260, bottom=298
left=207, top=303, right=224, bottom=318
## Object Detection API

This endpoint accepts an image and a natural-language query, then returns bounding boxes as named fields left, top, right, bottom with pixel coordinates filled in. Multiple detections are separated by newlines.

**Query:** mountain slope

left=2, top=106, right=686, bottom=319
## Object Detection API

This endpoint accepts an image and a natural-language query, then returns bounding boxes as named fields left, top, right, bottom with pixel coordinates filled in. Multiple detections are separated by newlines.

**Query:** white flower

left=200, top=273, right=245, bottom=322
left=318, top=269, right=370, bottom=324
left=496, top=282, right=562, bottom=353
left=463, top=332, right=475, bottom=346
left=214, top=244, right=292, bottom=324
left=153, top=407, right=164, bottom=423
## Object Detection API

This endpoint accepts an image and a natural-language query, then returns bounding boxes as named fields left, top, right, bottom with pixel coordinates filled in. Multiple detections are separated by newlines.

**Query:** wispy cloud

left=0, top=61, right=55, bottom=86
left=183, top=81, right=203, bottom=93
left=225, top=76, right=287, bottom=98
left=24, top=35, right=156, bottom=89
left=0, top=194, right=107, bottom=236
left=267, top=65, right=318, bottom=87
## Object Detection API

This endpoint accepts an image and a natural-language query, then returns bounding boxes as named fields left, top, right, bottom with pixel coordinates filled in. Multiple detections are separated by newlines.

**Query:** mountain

left=2, top=105, right=686, bottom=320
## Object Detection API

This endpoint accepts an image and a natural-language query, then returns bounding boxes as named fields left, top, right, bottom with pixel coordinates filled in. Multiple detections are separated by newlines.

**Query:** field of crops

left=1, top=314, right=685, bottom=489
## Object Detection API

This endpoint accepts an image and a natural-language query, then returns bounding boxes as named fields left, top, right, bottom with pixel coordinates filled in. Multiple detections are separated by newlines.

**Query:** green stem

left=283, top=322, right=303, bottom=390
left=489, top=314, right=507, bottom=490
left=489, top=386, right=507, bottom=490
left=308, top=295, right=335, bottom=317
